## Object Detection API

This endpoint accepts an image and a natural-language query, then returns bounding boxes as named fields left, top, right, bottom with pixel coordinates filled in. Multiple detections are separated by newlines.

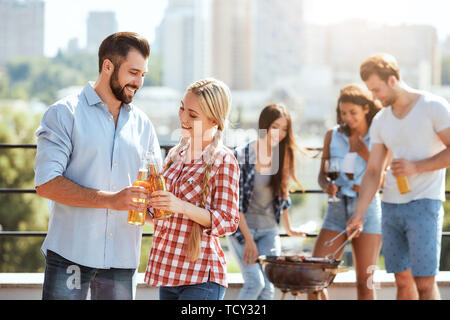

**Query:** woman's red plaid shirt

left=145, top=142, right=240, bottom=288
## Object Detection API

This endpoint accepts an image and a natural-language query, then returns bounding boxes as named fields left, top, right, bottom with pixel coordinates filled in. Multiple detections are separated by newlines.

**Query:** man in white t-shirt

left=347, top=53, right=450, bottom=300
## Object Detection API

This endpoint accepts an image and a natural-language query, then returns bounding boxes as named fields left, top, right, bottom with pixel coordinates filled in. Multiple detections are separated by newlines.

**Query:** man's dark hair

left=98, top=32, right=150, bottom=73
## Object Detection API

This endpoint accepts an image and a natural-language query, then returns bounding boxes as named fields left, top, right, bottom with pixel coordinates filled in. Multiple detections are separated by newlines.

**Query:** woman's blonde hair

left=165, top=78, right=232, bottom=261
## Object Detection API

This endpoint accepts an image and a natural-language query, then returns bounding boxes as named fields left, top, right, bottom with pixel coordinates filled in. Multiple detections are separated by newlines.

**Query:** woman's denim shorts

left=322, top=193, right=382, bottom=234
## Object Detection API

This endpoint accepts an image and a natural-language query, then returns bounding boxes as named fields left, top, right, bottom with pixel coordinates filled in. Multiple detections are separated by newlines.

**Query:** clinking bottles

left=127, top=153, right=151, bottom=226
left=148, top=151, right=172, bottom=220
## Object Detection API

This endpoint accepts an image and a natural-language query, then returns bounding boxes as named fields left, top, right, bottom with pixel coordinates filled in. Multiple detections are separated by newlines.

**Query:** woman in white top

left=309, top=84, right=382, bottom=300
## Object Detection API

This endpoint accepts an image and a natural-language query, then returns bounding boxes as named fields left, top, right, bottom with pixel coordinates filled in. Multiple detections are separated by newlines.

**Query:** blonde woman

left=144, top=78, right=240, bottom=300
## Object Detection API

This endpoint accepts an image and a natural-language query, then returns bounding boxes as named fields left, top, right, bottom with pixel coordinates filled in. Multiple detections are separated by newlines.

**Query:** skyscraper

left=210, top=0, right=253, bottom=90
left=324, top=20, right=440, bottom=89
left=253, top=0, right=306, bottom=89
left=157, top=0, right=211, bottom=91
left=0, top=0, right=45, bottom=65
left=86, top=11, right=118, bottom=52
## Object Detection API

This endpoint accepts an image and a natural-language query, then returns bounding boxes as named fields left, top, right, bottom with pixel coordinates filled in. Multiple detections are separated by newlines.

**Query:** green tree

left=0, top=70, right=8, bottom=97
left=53, top=50, right=98, bottom=81
left=5, top=56, right=87, bottom=105
left=144, top=52, right=162, bottom=86
left=6, top=60, right=31, bottom=83
left=0, top=105, right=48, bottom=272
left=1, top=50, right=163, bottom=105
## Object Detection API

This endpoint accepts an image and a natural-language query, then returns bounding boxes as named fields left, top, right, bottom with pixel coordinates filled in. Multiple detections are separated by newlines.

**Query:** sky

left=304, top=0, right=450, bottom=36
left=44, top=0, right=168, bottom=56
left=44, top=0, right=450, bottom=57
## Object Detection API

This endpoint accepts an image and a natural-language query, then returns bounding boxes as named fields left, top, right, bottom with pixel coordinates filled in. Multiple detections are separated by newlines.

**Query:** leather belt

left=352, top=185, right=360, bottom=192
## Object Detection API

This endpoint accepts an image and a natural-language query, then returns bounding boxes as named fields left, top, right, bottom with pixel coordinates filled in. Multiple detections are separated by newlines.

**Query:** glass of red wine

left=324, top=158, right=340, bottom=202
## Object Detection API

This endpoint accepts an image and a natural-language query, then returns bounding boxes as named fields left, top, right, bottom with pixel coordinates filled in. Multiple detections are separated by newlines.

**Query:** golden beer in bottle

left=148, top=153, right=172, bottom=220
left=128, top=154, right=151, bottom=226
left=396, top=176, right=411, bottom=194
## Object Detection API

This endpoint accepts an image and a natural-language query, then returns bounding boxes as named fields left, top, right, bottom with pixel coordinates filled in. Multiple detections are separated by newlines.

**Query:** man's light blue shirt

left=34, top=82, right=161, bottom=269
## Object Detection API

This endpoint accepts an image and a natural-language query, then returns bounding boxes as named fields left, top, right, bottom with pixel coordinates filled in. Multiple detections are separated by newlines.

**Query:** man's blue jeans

left=42, top=250, right=136, bottom=300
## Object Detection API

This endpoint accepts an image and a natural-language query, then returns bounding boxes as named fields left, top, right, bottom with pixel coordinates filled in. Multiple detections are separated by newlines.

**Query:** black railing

left=1, top=143, right=450, bottom=240
left=0, top=231, right=321, bottom=238
left=0, top=144, right=37, bottom=149
left=0, top=143, right=324, bottom=195
left=1, top=230, right=449, bottom=238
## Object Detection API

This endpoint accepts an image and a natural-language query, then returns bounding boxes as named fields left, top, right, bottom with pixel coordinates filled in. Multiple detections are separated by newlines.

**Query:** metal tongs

left=325, top=229, right=359, bottom=261
left=324, top=230, right=347, bottom=247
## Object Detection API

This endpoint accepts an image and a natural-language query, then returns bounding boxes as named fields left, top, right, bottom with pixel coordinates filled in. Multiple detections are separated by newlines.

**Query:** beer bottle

left=396, top=176, right=411, bottom=194
left=127, top=152, right=151, bottom=226
left=148, top=151, right=173, bottom=219
left=392, top=155, right=411, bottom=194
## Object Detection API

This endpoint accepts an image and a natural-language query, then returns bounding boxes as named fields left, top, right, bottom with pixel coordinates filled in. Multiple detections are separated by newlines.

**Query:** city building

left=86, top=11, right=118, bottom=52
left=296, top=20, right=442, bottom=137
left=252, top=0, right=306, bottom=89
left=307, top=20, right=441, bottom=90
left=0, top=0, right=44, bottom=65
left=157, top=0, right=211, bottom=91
left=210, top=0, right=253, bottom=90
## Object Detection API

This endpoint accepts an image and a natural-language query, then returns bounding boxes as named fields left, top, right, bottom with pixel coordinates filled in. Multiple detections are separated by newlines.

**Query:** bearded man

left=34, top=32, right=161, bottom=300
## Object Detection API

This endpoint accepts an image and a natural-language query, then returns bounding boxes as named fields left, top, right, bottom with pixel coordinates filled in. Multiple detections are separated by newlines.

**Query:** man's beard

left=382, top=96, right=396, bottom=107
left=109, top=70, right=138, bottom=104
left=382, top=90, right=398, bottom=107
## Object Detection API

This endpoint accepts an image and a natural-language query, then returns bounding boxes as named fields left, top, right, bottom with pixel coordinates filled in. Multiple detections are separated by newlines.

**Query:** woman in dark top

left=229, top=104, right=305, bottom=300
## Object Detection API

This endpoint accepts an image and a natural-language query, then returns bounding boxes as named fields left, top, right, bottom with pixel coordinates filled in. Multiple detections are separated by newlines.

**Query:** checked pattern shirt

left=144, top=142, right=240, bottom=288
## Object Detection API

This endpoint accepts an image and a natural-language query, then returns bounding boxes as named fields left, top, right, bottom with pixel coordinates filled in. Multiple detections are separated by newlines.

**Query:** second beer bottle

left=148, top=151, right=173, bottom=220
left=128, top=152, right=152, bottom=226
